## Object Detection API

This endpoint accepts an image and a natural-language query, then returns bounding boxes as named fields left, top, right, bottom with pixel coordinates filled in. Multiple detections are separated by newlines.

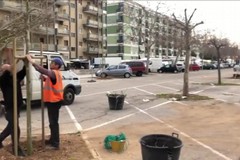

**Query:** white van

left=140, top=58, right=163, bottom=73
left=23, top=51, right=81, bottom=105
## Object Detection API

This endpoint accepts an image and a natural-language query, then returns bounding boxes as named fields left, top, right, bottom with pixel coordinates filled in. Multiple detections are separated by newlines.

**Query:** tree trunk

left=217, top=48, right=221, bottom=84
left=146, top=45, right=150, bottom=74
left=183, top=50, right=190, bottom=96
left=183, top=31, right=190, bottom=97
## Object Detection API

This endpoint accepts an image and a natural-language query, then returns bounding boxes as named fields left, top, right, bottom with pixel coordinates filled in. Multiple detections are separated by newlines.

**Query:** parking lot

left=1, top=68, right=240, bottom=159
left=75, top=69, right=239, bottom=160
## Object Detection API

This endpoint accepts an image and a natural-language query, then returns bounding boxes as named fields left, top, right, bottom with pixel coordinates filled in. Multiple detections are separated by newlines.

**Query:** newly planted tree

left=172, top=9, right=203, bottom=96
left=208, top=36, right=229, bottom=84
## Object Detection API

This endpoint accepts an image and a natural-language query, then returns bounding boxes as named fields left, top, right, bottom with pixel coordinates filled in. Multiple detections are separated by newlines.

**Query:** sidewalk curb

left=82, top=133, right=102, bottom=160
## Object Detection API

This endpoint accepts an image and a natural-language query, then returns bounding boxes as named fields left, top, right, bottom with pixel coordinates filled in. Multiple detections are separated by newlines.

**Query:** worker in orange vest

left=26, top=55, right=63, bottom=150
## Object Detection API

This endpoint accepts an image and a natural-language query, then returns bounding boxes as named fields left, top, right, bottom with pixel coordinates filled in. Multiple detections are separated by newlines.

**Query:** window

left=40, top=38, right=44, bottom=43
left=71, top=47, right=75, bottom=51
left=71, top=33, right=76, bottom=37
left=71, top=18, right=75, bottom=23
left=70, top=3, right=75, bottom=8
left=64, top=40, right=68, bottom=46
left=119, top=65, right=126, bottom=69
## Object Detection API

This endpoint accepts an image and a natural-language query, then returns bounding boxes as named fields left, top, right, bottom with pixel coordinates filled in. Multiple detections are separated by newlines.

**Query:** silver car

left=95, top=64, right=132, bottom=78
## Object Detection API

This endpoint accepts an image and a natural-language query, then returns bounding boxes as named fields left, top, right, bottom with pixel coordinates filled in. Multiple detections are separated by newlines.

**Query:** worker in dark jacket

left=0, top=48, right=26, bottom=156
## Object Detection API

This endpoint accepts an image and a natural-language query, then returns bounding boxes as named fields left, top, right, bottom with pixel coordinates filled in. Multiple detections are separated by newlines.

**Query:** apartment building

left=0, top=0, right=106, bottom=61
left=107, top=0, right=183, bottom=60
left=79, top=0, right=107, bottom=62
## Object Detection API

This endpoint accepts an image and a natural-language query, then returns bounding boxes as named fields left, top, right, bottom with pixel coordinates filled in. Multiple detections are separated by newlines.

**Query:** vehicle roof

left=29, top=51, right=60, bottom=55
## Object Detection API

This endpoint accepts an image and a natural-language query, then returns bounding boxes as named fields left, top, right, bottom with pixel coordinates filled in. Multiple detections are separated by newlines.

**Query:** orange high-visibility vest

left=43, top=70, right=63, bottom=103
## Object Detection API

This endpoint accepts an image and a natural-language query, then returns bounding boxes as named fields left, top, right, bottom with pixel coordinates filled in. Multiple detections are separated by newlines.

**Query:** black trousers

left=0, top=109, right=20, bottom=147
left=46, top=102, right=61, bottom=147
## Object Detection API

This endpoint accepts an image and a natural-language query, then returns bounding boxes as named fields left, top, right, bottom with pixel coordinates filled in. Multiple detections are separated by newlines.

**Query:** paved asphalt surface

left=0, top=68, right=240, bottom=160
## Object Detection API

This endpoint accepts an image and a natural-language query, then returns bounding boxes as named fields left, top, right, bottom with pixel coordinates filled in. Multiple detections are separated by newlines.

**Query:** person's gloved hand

left=0, top=64, right=11, bottom=72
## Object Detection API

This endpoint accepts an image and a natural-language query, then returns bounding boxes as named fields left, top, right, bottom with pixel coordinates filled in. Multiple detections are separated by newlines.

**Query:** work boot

left=45, top=144, right=59, bottom=150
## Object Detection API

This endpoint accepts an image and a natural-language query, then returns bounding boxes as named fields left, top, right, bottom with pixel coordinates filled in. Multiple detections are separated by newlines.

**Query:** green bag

left=104, top=132, right=126, bottom=149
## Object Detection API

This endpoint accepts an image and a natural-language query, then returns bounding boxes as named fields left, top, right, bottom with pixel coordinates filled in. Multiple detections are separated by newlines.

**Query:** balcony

left=33, top=26, right=55, bottom=35
left=55, top=0, right=69, bottom=6
left=116, top=18, right=123, bottom=23
left=117, top=39, right=124, bottom=43
left=83, top=47, right=99, bottom=54
left=84, top=19, right=101, bottom=29
left=56, top=27, right=69, bottom=36
left=57, top=45, right=69, bottom=51
left=83, top=5, right=98, bottom=16
left=83, top=33, right=102, bottom=42
left=55, top=12, right=70, bottom=21
left=30, top=43, right=55, bottom=51
left=0, top=1, right=22, bottom=12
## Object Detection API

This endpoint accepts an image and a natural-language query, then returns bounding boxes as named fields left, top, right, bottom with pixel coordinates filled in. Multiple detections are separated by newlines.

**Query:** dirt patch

left=156, top=93, right=212, bottom=101
left=0, top=133, right=94, bottom=160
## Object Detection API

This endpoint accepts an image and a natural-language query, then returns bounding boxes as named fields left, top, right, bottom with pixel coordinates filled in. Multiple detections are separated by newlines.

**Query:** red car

left=189, top=64, right=200, bottom=71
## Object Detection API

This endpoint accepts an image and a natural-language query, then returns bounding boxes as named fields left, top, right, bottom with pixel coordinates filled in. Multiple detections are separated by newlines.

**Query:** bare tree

left=172, top=9, right=203, bottom=96
left=0, top=0, right=54, bottom=51
left=122, top=1, right=169, bottom=73
left=208, top=36, right=229, bottom=84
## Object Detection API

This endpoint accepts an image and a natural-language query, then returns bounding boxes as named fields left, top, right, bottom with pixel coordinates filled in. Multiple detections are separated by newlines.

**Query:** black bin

left=108, top=94, right=125, bottom=110
left=140, top=133, right=183, bottom=160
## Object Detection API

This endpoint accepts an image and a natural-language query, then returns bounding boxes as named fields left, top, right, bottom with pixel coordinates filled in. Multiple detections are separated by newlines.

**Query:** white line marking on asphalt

left=83, top=101, right=172, bottom=132
left=131, top=104, right=232, bottom=160
left=190, top=90, right=204, bottom=94
left=83, top=112, right=136, bottom=132
left=223, top=92, right=240, bottom=96
left=82, top=84, right=232, bottom=159
left=65, top=105, right=83, bottom=132
left=174, top=101, right=188, bottom=106
left=76, top=81, right=177, bottom=98
left=216, top=99, right=227, bottom=102
left=152, top=84, right=179, bottom=91
left=133, top=87, right=156, bottom=95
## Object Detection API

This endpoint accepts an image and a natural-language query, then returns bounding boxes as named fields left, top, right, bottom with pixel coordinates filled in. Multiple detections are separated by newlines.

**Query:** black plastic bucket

left=108, top=94, right=125, bottom=110
left=140, top=133, right=183, bottom=160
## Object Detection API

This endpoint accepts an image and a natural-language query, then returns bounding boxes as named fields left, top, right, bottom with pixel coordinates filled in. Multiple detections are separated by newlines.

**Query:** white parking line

left=77, top=82, right=174, bottom=98
left=133, top=87, right=156, bottom=95
left=222, top=92, right=240, bottom=96
left=131, top=103, right=232, bottom=160
left=83, top=101, right=172, bottom=132
left=65, top=105, right=83, bottom=132
left=152, top=84, right=179, bottom=91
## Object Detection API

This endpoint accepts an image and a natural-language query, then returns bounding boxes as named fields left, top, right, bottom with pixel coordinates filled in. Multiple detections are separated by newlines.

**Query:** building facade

left=0, top=0, right=106, bottom=61
left=107, top=0, right=184, bottom=60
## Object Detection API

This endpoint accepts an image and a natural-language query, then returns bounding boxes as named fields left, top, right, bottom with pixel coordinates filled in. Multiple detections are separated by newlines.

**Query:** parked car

left=176, top=63, right=185, bottom=72
left=157, top=64, right=180, bottom=73
left=95, top=64, right=132, bottom=78
left=202, top=63, right=216, bottom=70
left=233, top=64, right=240, bottom=72
left=120, top=60, right=146, bottom=76
left=189, top=63, right=200, bottom=71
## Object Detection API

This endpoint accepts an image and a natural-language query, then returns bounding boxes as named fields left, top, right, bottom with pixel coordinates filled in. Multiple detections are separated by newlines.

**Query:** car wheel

left=158, top=69, right=162, bottom=73
left=136, top=71, right=143, bottom=77
left=124, top=73, right=131, bottom=78
left=63, top=88, right=75, bottom=105
left=100, top=73, right=107, bottom=78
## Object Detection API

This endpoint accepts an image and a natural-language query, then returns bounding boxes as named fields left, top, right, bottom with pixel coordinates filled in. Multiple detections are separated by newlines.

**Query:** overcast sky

left=135, top=1, right=240, bottom=46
